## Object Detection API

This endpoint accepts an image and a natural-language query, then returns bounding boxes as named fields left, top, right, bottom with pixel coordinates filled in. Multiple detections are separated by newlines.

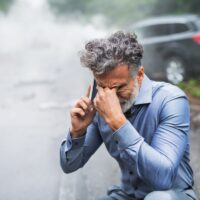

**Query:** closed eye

left=117, top=84, right=127, bottom=90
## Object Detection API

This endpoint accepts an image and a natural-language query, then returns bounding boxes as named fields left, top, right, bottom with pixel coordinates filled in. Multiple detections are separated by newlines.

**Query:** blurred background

left=0, top=0, right=199, bottom=199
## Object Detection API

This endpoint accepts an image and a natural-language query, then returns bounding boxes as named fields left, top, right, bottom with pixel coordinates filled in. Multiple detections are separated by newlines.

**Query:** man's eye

left=118, top=85, right=125, bottom=90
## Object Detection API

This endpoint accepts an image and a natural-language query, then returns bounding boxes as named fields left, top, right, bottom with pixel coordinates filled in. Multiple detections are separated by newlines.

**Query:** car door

left=135, top=24, right=173, bottom=79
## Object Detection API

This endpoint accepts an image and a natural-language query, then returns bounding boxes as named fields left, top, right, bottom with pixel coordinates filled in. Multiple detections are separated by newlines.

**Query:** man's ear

left=137, top=66, right=144, bottom=85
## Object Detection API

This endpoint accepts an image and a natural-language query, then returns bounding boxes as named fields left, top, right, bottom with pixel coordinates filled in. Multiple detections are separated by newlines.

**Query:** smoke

left=0, top=0, right=110, bottom=88
left=0, top=1, right=114, bottom=199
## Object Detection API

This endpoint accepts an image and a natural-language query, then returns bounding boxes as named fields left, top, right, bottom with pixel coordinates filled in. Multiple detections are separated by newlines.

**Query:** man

left=60, top=31, right=198, bottom=200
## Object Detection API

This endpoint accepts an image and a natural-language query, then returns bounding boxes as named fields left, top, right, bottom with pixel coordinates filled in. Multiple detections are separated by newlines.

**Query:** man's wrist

left=70, top=127, right=86, bottom=139
left=107, top=114, right=126, bottom=131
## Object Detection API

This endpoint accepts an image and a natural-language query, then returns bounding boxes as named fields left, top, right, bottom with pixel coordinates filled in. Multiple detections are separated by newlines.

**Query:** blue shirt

left=60, top=75, right=194, bottom=199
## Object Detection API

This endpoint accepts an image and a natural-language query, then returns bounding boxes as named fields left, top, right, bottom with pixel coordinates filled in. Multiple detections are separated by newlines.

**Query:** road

left=0, top=0, right=108, bottom=198
left=0, top=49, right=91, bottom=199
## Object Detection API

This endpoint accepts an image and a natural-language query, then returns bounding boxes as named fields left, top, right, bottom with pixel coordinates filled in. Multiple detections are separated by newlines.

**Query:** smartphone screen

left=90, top=79, right=97, bottom=100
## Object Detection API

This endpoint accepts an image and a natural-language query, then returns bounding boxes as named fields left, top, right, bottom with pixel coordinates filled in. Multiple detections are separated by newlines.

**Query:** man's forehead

left=95, top=78, right=127, bottom=87
left=95, top=64, right=130, bottom=79
left=94, top=64, right=131, bottom=87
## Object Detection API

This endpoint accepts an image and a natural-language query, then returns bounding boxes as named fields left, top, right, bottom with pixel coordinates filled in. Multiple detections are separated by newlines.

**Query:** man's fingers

left=97, top=85, right=103, bottom=91
left=81, top=96, right=91, bottom=106
left=78, top=100, right=88, bottom=111
left=71, top=107, right=85, bottom=117
left=97, top=86, right=104, bottom=97
left=75, top=98, right=91, bottom=112
left=111, top=87, right=117, bottom=93
left=85, top=85, right=91, bottom=98
left=93, top=97, right=97, bottom=110
left=75, top=96, right=91, bottom=107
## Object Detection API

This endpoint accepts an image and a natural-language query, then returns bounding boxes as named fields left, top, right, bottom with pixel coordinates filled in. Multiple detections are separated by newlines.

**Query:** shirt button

left=129, top=171, right=133, bottom=175
left=135, top=186, right=138, bottom=190
left=115, top=140, right=118, bottom=144
left=74, top=141, right=78, bottom=145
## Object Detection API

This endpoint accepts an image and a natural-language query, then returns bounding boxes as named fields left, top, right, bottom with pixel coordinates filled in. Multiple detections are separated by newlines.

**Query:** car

left=128, top=14, right=200, bottom=84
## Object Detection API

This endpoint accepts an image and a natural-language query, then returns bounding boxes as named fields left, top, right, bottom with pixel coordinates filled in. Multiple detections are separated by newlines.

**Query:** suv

left=128, top=14, right=200, bottom=84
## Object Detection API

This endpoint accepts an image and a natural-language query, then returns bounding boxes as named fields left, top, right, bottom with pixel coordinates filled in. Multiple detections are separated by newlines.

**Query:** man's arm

left=60, top=117, right=103, bottom=173
left=60, top=85, right=103, bottom=173
left=111, top=96, right=190, bottom=190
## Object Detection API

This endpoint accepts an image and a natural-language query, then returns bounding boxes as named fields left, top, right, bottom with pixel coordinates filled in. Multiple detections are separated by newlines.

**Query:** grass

left=178, top=78, right=200, bottom=99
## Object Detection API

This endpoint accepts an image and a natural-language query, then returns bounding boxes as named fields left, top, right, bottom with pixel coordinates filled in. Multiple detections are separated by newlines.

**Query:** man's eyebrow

left=116, top=83, right=127, bottom=88
left=96, top=82, right=105, bottom=88
left=96, top=82, right=127, bottom=89
left=109, top=83, right=126, bottom=89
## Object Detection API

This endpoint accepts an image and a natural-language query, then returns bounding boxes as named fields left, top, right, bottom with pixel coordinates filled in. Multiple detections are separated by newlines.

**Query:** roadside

left=189, top=95, right=200, bottom=130
left=188, top=96, right=200, bottom=198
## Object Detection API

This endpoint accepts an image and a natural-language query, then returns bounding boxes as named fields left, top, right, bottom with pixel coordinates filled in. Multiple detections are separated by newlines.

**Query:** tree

left=48, top=0, right=200, bottom=26
left=0, top=0, right=13, bottom=12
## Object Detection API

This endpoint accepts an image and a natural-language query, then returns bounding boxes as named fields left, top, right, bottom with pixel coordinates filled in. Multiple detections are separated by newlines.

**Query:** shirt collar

left=134, top=74, right=152, bottom=106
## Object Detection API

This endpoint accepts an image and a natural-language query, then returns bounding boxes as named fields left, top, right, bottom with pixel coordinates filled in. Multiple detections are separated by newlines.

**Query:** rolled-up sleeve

left=60, top=117, right=103, bottom=173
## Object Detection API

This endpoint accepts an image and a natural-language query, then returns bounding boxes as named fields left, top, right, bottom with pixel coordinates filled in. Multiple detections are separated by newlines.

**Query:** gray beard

left=119, top=79, right=139, bottom=113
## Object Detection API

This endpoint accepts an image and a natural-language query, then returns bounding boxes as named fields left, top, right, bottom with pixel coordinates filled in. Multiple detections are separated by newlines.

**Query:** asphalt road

left=0, top=4, right=107, bottom=197
left=0, top=52, right=91, bottom=200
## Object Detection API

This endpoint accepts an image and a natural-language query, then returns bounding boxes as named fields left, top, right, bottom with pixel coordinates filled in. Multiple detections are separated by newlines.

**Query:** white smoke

left=0, top=0, right=111, bottom=86
left=0, top=2, right=118, bottom=200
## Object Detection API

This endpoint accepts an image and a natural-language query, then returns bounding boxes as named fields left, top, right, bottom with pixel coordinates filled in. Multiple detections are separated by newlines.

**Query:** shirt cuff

left=112, top=120, right=143, bottom=151
left=64, top=130, right=86, bottom=152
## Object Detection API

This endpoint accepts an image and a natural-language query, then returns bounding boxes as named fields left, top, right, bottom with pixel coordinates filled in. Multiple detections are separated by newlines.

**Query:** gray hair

left=79, top=31, right=143, bottom=76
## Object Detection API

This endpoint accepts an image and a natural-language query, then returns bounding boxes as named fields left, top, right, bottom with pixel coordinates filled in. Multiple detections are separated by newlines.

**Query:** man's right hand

left=70, top=86, right=96, bottom=138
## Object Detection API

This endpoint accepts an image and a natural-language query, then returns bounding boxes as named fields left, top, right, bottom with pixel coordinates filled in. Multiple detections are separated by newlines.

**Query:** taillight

left=192, top=33, right=200, bottom=44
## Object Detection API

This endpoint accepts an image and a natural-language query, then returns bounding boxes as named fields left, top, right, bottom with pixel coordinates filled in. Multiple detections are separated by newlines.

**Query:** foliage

left=48, top=0, right=157, bottom=26
left=48, top=0, right=200, bottom=26
left=178, top=78, right=200, bottom=98
left=0, top=0, right=13, bottom=12
left=151, top=0, right=200, bottom=15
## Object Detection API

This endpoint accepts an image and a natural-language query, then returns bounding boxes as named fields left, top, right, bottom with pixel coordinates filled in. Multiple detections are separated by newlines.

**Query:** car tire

left=165, top=56, right=186, bottom=84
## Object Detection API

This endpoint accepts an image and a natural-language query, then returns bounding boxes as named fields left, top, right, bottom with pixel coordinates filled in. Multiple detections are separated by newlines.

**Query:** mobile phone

left=90, top=79, right=97, bottom=100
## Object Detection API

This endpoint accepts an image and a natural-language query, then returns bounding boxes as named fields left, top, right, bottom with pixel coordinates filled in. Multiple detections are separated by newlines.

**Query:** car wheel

left=165, top=57, right=186, bottom=84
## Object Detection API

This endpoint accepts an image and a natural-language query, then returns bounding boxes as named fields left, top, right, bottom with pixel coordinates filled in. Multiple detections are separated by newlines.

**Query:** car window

left=172, top=23, right=190, bottom=33
left=134, top=24, right=171, bottom=39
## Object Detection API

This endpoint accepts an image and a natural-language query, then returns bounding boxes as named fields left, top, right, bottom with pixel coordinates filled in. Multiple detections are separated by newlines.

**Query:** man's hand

left=70, top=86, right=96, bottom=138
left=93, top=87, right=126, bottom=131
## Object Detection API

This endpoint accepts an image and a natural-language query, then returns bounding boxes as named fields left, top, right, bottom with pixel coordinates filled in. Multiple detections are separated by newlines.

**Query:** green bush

left=0, top=0, right=13, bottom=12
left=178, top=78, right=200, bottom=98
